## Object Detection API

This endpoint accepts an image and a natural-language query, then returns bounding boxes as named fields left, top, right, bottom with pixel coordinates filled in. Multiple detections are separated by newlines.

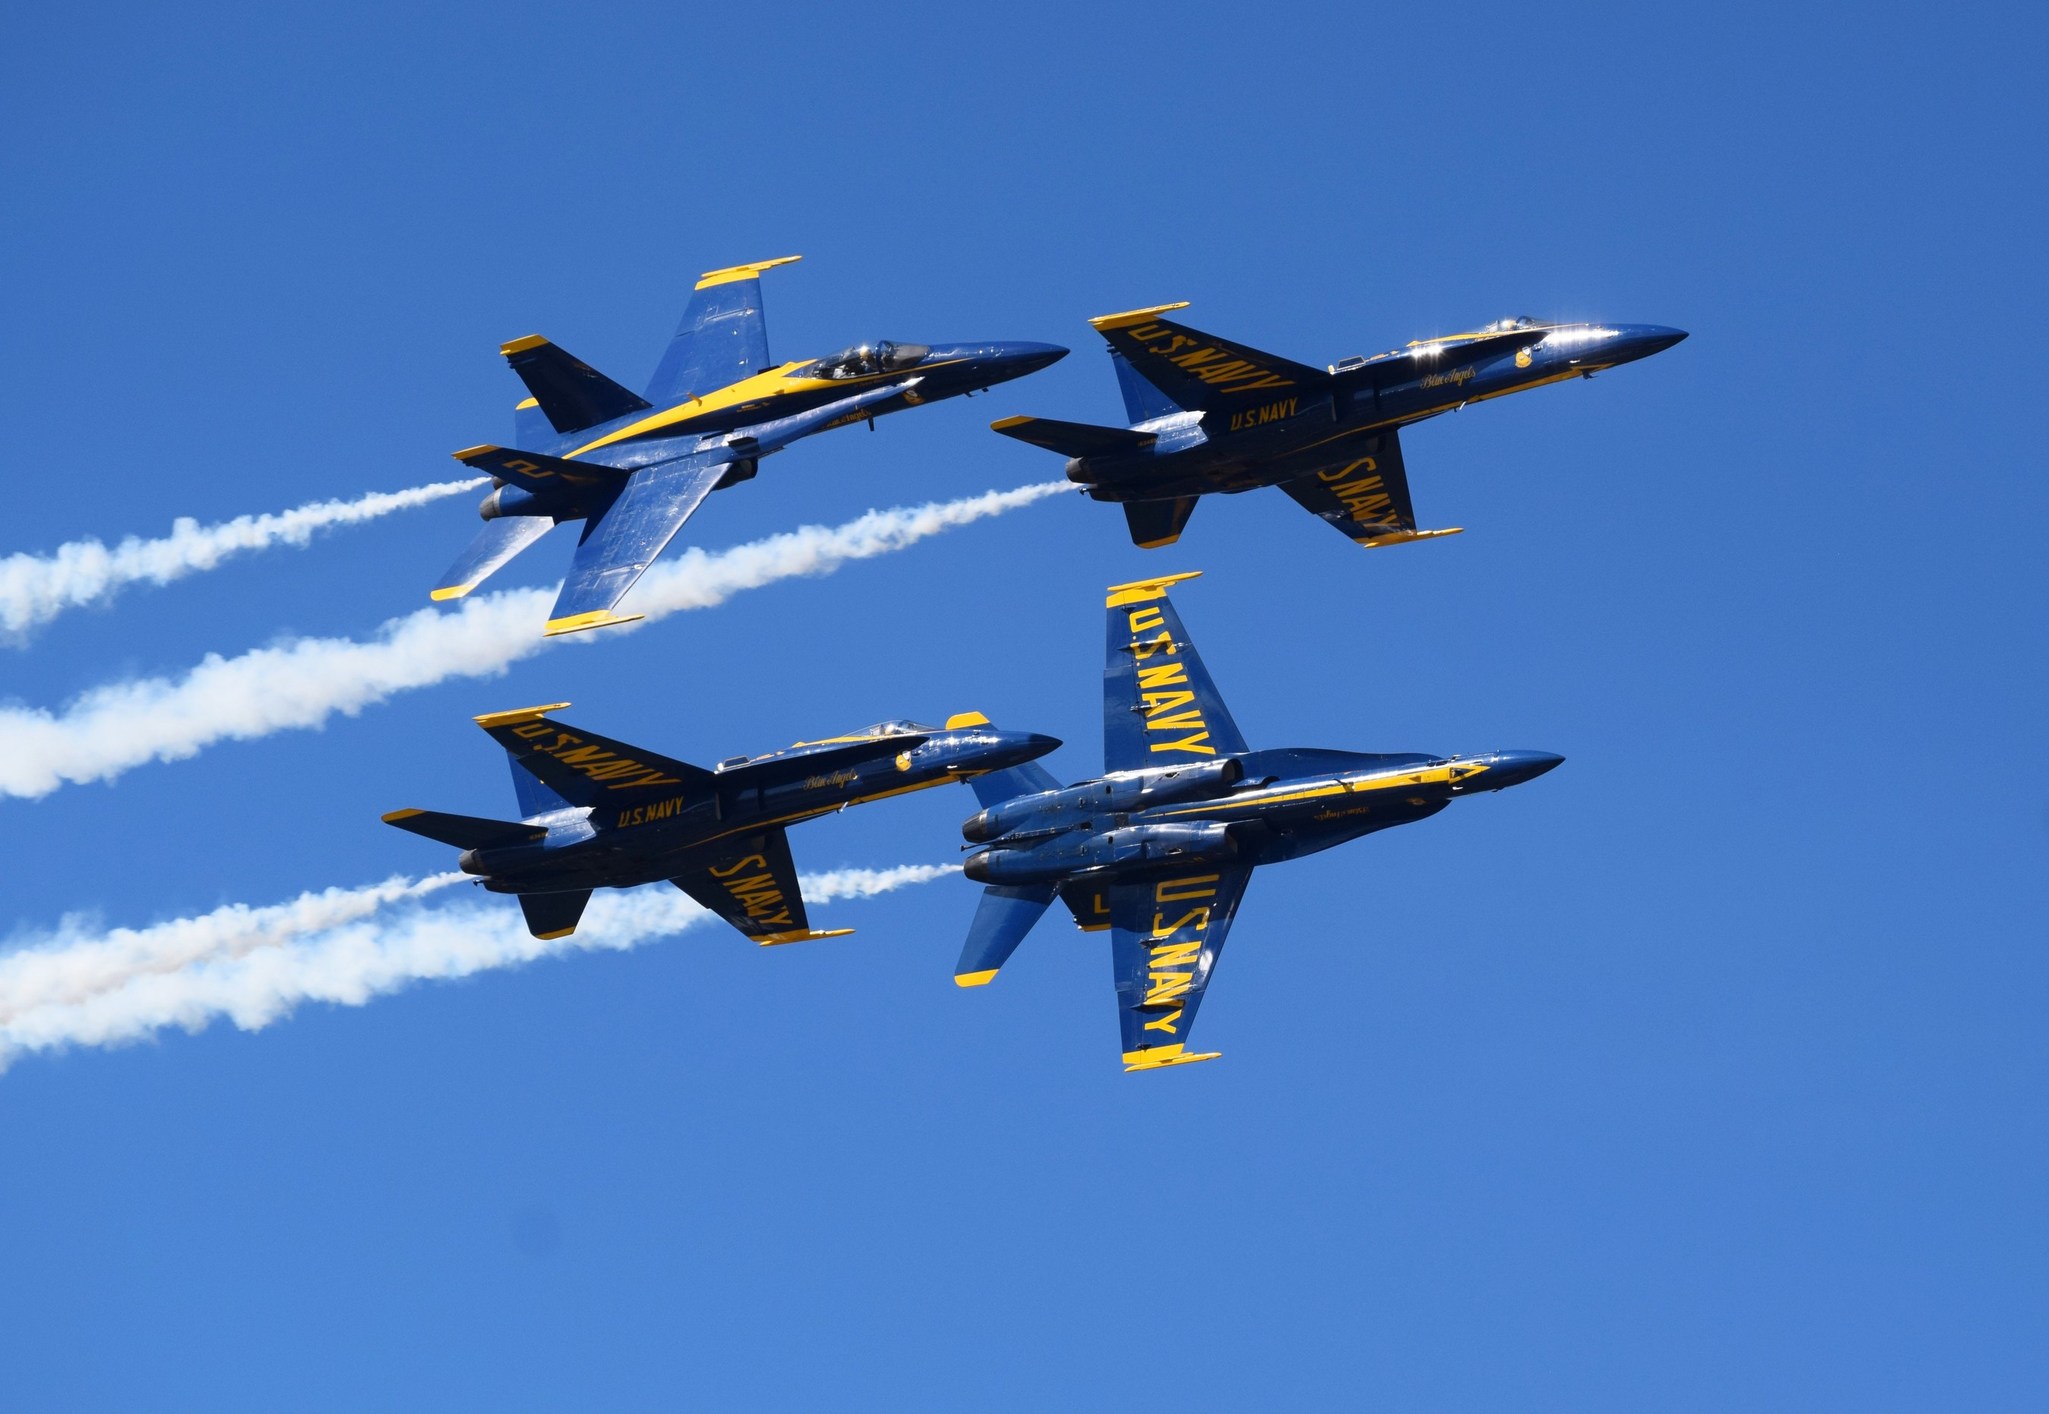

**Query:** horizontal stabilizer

left=1121, top=496, right=1200, bottom=550
left=452, top=444, right=621, bottom=496
left=499, top=335, right=651, bottom=435
left=431, top=515, right=554, bottom=602
left=472, top=703, right=717, bottom=811
left=380, top=808, right=543, bottom=851
left=990, top=415, right=1156, bottom=459
left=954, top=884, right=1055, bottom=986
left=517, top=889, right=592, bottom=941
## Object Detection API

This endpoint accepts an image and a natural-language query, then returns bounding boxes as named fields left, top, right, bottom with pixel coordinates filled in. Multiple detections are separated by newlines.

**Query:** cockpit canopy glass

left=856, top=719, right=938, bottom=737
left=1479, top=316, right=1539, bottom=334
left=812, top=341, right=929, bottom=380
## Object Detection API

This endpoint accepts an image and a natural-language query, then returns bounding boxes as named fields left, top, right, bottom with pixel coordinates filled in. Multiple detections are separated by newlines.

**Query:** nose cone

left=1476, top=750, right=1566, bottom=791
left=984, top=341, right=1069, bottom=383
left=983, top=730, right=1062, bottom=769
left=1612, top=324, right=1688, bottom=363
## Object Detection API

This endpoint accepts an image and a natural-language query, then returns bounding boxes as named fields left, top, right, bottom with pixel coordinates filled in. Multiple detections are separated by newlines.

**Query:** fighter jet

left=993, top=306, right=1683, bottom=549
left=434, top=256, right=1067, bottom=635
left=384, top=703, right=1059, bottom=942
left=951, top=572, right=1563, bottom=1071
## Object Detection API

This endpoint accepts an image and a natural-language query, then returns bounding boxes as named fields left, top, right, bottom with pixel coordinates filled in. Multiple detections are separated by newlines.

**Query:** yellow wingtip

left=988, top=414, right=1034, bottom=431
left=1356, top=527, right=1465, bottom=549
left=429, top=584, right=474, bottom=602
left=542, top=610, right=646, bottom=638
left=533, top=927, right=577, bottom=941
left=1104, top=570, right=1203, bottom=607
left=696, top=255, right=802, bottom=290
left=756, top=927, right=855, bottom=947
left=1133, top=534, right=1182, bottom=549
left=1089, top=301, right=1192, bottom=331
left=500, top=335, right=548, bottom=356
left=472, top=702, right=572, bottom=728
left=380, top=808, right=424, bottom=823
left=954, top=969, right=999, bottom=988
left=452, top=443, right=499, bottom=461
left=515, top=397, right=539, bottom=410
left=1121, top=1044, right=1222, bottom=1072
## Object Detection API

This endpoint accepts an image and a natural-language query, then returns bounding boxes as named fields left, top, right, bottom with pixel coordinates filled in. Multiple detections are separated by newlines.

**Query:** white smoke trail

left=0, top=863, right=954, bottom=1069
left=0, top=478, right=488, bottom=638
left=0, top=482, right=1067, bottom=800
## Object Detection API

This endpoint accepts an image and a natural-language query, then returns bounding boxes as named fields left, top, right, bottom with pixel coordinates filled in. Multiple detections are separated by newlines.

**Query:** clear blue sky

left=3, top=3, right=2043, bottom=1408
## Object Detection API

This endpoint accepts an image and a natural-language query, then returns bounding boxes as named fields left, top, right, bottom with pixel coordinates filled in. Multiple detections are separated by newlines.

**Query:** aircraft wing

left=543, top=453, right=730, bottom=636
left=644, top=256, right=801, bottom=406
left=669, top=826, right=853, bottom=946
left=1109, top=861, right=1253, bottom=1070
left=1276, top=428, right=1463, bottom=549
left=1102, top=571, right=1248, bottom=773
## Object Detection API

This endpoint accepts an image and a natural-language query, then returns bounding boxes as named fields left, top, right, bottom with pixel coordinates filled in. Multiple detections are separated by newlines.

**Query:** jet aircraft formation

left=388, top=254, right=1684, bottom=1070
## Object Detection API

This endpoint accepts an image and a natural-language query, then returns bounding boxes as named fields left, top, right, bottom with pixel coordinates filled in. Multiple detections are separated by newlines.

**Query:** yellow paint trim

left=429, top=584, right=475, bottom=602
left=756, top=927, right=854, bottom=946
left=1133, top=534, right=1181, bottom=549
left=1077, top=922, right=1110, bottom=933
left=695, top=254, right=802, bottom=290
left=988, top=414, right=1034, bottom=431
left=452, top=443, right=500, bottom=461
left=500, top=335, right=548, bottom=356
left=1121, top=1043, right=1222, bottom=1072
left=533, top=926, right=578, bottom=941
left=1357, top=527, right=1465, bottom=549
left=1090, top=301, right=1191, bottom=331
left=473, top=702, right=572, bottom=728
left=565, top=356, right=968, bottom=458
left=1105, top=569, right=1202, bottom=608
left=954, top=969, right=999, bottom=987
left=515, top=397, right=539, bottom=410
left=380, top=808, right=424, bottom=822
left=945, top=711, right=990, bottom=730
left=542, top=610, right=646, bottom=638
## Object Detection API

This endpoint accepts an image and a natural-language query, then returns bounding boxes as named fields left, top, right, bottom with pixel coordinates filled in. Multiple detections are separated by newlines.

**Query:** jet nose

left=1615, top=324, right=1688, bottom=362
left=990, top=341, right=1069, bottom=381
left=1478, top=750, right=1566, bottom=791
left=1013, top=731, right=1063, bottom=762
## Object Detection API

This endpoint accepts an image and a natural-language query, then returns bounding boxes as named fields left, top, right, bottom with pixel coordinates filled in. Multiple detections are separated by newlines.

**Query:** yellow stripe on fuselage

left=565, top=359, right=969, bottom=459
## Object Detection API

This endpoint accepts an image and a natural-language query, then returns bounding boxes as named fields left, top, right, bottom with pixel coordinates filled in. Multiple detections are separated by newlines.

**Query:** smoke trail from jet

left=0, top=863, right=953, bottom=1068
left=0, top=482, right=1067, bottom=800
left=0, top=478, right=489, bottom=639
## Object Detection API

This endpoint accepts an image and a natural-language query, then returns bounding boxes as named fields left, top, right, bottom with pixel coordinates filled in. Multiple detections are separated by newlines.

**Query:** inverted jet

left=993, top=305, right=1682, bottom=549
left=434, top=256, right=1066, bottom=635
left=952, top=572, right=1562, bottom=1071
left=385, top=703, right=1058, bottom=942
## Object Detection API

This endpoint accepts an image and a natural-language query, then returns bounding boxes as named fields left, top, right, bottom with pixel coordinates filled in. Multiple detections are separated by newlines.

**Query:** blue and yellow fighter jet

left=992, top=307, right=1684, bottom=549
left=384, top=704, right=1058, bottom=942
left=952, top=572, right=1564, bottom=1071
left=433, top=256, right=1067, bottom=635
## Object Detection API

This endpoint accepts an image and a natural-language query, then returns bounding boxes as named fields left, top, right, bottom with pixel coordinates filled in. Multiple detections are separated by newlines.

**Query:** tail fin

left=498, top=336, right=652, bottom=435
left=381, top=808, right=543, bottom=850
left=1089, top=303, right=1326, bottom=414
left=518, top=889, right=592, bottom=941
left=970, top=760, right=1062, bottom=810
left=954, top=883, right=1056, bottom=987
left=1109, top=348, right=1182, bottom=424
left=1121, top=496, right=1199, bottom=550
left=472, top=703, right=717, bottom=818
left=509, top=757, right=576, bottom=820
